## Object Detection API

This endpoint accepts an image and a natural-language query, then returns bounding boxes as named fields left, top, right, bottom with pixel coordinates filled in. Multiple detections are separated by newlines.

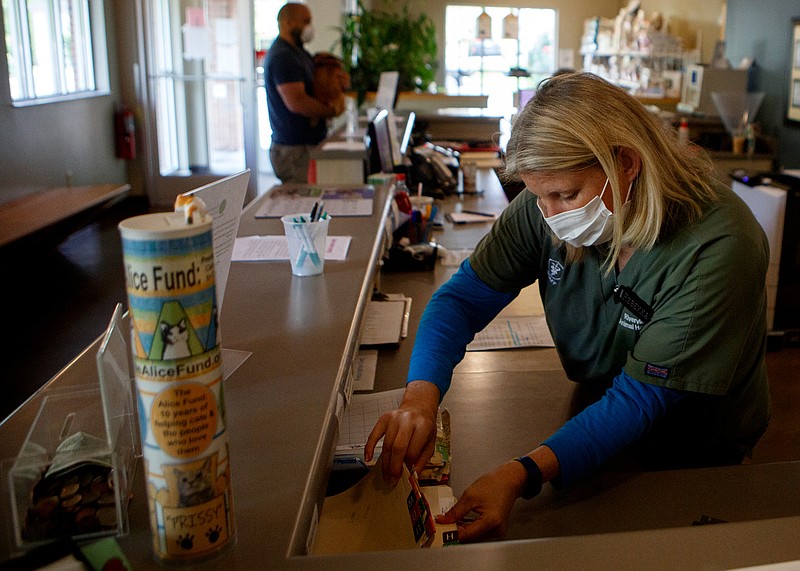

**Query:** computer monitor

left=367, top=108, right=394, bottom=174
left=374, top=71, right=400, bottom=111
left=516, top=89, right=536, bottom=110
left=398, top=111, right=415, bottom=158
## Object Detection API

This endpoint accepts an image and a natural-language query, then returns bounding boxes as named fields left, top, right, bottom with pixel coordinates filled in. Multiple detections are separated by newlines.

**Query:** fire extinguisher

left=114, top=104, right=136, bottom=160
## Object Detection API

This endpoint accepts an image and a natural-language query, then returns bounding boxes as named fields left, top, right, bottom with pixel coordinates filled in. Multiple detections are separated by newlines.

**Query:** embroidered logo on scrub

left=547, top=258, right=564, bottom=285
left=645, top=363, right=670, bottom=379
left=619, top=312, right=644, bottom=332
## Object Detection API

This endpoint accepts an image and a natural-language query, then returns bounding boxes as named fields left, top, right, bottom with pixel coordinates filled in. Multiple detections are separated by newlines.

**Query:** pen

left=462, top=210, right=496, bottom=217
left=310, top=202, right=318, bottom=221
left=292, top=223, right=321, bottom=266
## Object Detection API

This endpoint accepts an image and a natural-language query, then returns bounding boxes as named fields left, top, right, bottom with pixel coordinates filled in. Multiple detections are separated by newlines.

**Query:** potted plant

left=338, top=0, right=438, bottom=105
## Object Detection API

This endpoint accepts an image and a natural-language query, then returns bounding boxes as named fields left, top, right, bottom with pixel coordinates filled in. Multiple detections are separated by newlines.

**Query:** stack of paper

left=336, top=389, right=404, bottom=460
left=359, top=295, right=411, bottom=345
left=446, top=211, right=497, bottom=224
left=231, top=235, right=351, bottom=261
left=467, top=315, right=555, bottom=351
left=255, top=185, right=375, bottom=218
left=460, top=151, right=503, bottom=168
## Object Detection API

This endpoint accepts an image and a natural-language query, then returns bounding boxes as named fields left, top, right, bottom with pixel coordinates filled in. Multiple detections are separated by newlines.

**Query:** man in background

left=265, top=3, right=344, bottom=183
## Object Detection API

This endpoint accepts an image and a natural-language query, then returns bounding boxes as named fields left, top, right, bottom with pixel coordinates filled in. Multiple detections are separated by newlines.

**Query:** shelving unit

left=581, top=13, right=690, bottom=99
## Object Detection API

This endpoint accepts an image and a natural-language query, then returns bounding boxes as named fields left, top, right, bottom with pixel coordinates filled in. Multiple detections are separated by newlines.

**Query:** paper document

left=336, top=388, right=405, bottom=458
left=353, top=350, right=378, bottom=392
left=422, top=484, right=458, bottom=517
left=181, top=171, right=249, bottom=309
left=232, top=235, right=351, bottom=261
left=459, top=151, right=503, bottom=168
left=447, top=211, right=497, bottom=224
left=359, top=296, right=411, bottom=345
left=255, top=185, right=374, bottom=218
left=467, top=315, right=555, bottom=351
left=321, top=140, right=366, bottom=152
left=439, top=248, right=472, bottom=267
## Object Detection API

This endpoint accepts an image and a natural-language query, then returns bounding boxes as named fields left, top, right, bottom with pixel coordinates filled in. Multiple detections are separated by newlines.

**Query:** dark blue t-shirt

left=265, top=37, right=327, bottom=146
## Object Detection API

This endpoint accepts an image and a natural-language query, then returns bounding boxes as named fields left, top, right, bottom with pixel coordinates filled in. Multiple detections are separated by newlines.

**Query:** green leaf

left=336, top=0, right=438, bottom=104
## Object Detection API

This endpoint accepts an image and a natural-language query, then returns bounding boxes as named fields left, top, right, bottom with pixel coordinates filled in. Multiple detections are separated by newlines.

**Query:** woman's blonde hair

left=504, top=71, right=717, bottom=270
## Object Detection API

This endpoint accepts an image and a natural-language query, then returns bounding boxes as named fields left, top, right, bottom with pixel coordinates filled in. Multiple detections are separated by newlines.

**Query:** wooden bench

left=0, top=183, right=131, bottom=248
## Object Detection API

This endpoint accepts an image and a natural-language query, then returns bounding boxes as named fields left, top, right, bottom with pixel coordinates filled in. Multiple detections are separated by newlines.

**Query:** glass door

left=253, top=0, right=283, bottom=190
left=139, top=0, right=257, bottom=205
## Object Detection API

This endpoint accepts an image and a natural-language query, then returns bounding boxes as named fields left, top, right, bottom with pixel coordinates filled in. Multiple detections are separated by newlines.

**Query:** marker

left=293, top=223, right=321, bottom=266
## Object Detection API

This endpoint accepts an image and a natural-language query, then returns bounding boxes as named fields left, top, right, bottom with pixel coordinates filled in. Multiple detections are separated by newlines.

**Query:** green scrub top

left=470, top=182, right=771, bottom=454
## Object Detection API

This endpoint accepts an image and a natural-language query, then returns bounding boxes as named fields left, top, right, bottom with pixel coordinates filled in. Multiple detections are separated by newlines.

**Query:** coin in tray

left=24, top=462, right=118, bottom=541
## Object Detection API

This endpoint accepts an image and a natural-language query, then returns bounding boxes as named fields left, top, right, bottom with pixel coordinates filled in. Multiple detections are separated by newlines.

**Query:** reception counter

left=2, top=171, right=800, bottom=569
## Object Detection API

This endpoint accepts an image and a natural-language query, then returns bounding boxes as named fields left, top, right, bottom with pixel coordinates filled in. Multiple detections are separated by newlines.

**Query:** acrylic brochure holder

left=6, top=303, right=140, bottom=551
left=5, top=304, right=252, bottom=553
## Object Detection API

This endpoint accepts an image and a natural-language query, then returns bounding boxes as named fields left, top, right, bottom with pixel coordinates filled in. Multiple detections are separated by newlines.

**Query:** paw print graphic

left=206, top=525, right=222, bottom=543
left=177, top=533, right=194, bottom=550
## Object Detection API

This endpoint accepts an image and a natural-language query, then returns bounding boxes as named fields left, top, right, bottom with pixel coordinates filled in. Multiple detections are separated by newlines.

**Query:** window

left=3, top=0, right=108, bottom=104
left=254, top=0, right=285, bottom=151
left=444, top=5, right=557, bottom=110
left=147, top=0, right=248, bottom=176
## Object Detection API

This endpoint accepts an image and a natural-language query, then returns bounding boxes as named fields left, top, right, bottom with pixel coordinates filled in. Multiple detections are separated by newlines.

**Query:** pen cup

left=407, top=196, right=434, bottom=244
left=281, top=214, right=331, bottom=276
left=409, top=196, right=433, bottom=220
left=460, top=161, right=477, bottom=193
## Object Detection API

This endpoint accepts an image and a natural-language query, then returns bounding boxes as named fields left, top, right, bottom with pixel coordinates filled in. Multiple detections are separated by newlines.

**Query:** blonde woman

left=367, top=72, right=770, bottom=542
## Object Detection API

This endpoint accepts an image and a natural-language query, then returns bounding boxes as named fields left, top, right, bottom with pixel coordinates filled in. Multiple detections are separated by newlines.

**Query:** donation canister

left=119, top=207, right=235, bottom=563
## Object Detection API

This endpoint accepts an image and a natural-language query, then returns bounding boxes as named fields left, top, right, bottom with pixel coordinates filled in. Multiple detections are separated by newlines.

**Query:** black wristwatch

left=513, top=455, right=543, bottom=500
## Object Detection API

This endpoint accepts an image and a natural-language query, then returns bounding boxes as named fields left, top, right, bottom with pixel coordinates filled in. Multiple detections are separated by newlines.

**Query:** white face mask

left=300, top=24, right=315, bottom=44
left=537, top=177, right=617, bottom=247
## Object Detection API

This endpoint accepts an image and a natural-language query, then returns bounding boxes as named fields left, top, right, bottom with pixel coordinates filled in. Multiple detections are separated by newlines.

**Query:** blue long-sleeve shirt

left=409, top=259, right=686, bottom=486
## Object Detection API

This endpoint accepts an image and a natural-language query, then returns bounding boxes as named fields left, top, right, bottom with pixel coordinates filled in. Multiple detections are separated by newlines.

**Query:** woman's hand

left=365, top=381, right=440, bottom=486
left=435, top=460, right=528, bottom=543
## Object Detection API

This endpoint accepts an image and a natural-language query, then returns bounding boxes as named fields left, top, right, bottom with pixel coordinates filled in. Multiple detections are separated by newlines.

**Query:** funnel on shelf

left=711, top=91, right=765, bottom=133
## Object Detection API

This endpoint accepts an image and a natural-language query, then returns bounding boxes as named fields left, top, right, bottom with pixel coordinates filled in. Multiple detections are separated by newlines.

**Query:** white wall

left=305, top=0, right=346, bottom=56
left=0, top=0, right=127, bottom=200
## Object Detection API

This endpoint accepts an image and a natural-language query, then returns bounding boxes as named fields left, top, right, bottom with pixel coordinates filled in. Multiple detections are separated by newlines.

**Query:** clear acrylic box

left=6, top=304, right=140, bottom=551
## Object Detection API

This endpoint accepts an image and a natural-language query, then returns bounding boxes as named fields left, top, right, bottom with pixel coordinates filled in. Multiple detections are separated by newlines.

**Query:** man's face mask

left=293, top=24, right=314, bottom=45
left=300, top=24, right=315, bottom=44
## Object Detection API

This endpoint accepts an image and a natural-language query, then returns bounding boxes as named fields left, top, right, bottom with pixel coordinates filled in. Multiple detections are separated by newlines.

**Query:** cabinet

left=732, top=173, right=800, bottom=344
